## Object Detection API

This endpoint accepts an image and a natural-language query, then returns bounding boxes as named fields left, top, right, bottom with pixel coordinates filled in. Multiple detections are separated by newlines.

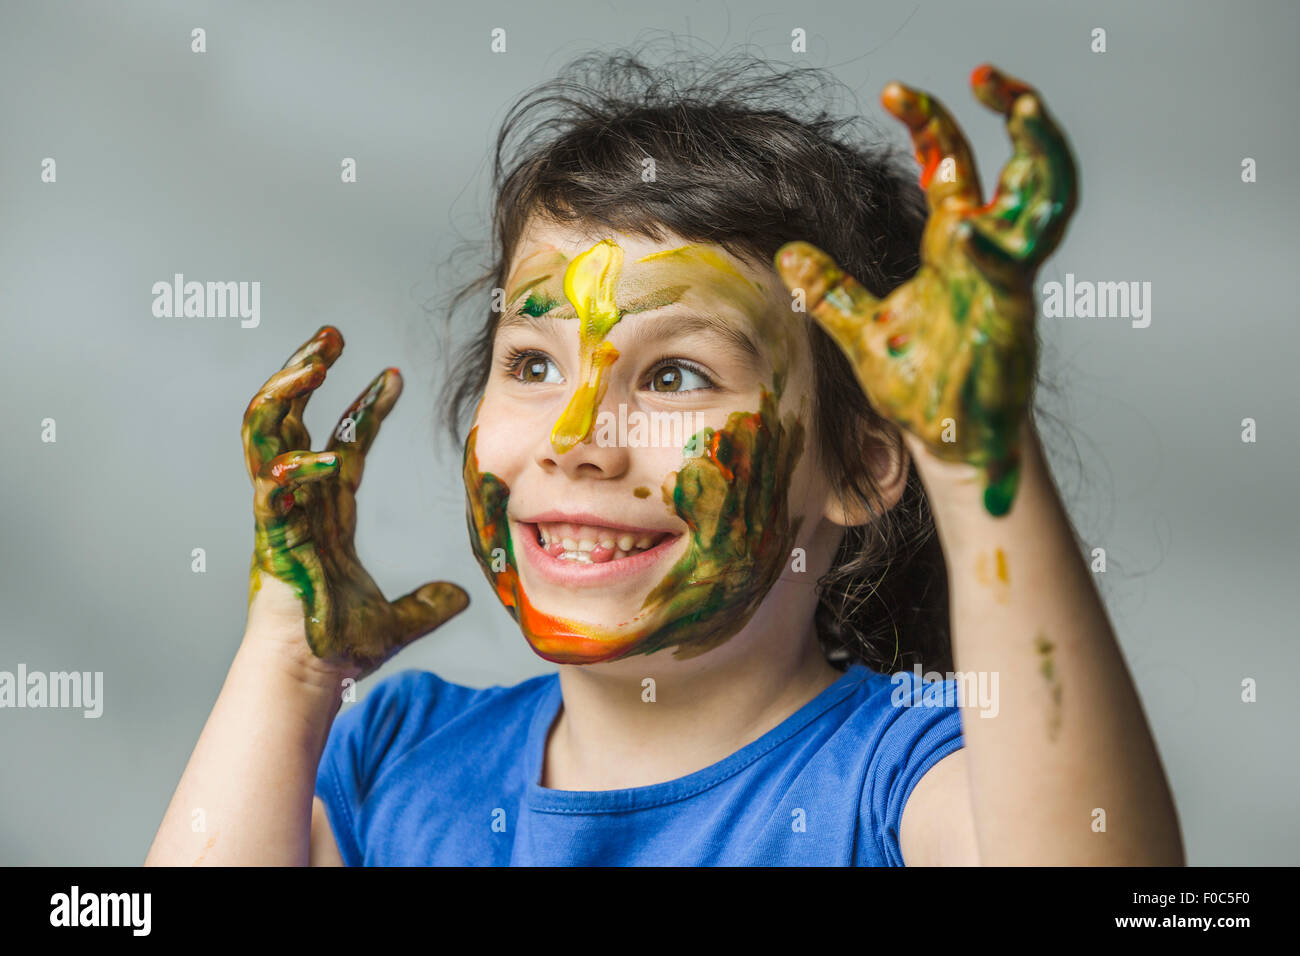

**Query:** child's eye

left=646, top=359, right=715, bottom=395
left=502, top=347, right=563, bottom=384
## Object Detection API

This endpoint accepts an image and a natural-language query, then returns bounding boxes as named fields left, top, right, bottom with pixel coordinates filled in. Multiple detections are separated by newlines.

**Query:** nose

left=535, top=388, right=632, bottom=480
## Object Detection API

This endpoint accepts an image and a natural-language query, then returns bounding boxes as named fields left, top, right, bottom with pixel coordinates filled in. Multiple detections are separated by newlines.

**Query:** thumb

left=391, top=581, right=470, bottom=649
left=774, top=241, right=879, bottom=361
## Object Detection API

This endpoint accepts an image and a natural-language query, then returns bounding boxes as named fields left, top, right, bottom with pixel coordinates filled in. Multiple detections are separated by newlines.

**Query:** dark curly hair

left=436, top=43, right=958, bottom=674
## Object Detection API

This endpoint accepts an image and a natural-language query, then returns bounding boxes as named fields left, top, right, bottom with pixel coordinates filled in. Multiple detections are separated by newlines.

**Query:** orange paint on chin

left=492, top=564, right=643, bottom=665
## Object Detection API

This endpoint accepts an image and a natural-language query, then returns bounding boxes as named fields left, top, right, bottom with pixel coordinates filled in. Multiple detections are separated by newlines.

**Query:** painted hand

left=776, top=64, right=1078, bottom=515
left=242, top=326, right=468, bottom=677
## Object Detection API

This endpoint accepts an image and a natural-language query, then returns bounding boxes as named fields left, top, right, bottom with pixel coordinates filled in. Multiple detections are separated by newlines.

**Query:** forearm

left=144, top=639, right=344, bottom=866
left=908, top=420, right=1184, bottom=865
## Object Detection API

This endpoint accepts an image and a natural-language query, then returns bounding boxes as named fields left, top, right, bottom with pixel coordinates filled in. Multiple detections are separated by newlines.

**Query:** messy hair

left=438, top=44, right=955, bottom=673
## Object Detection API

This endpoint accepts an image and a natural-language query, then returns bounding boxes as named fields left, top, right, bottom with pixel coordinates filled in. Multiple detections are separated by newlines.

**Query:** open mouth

left=530, top=520, right=675, bottom=564
left=512, top=515, right=685, bottom=587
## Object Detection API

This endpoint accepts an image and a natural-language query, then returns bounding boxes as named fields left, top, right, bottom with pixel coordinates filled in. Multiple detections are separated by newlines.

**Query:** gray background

left=1, top=0, right=1296, bottom=865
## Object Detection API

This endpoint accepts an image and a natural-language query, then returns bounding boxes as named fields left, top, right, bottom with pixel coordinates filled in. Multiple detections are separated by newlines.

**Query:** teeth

left=534, top=521, right=668, bottom=563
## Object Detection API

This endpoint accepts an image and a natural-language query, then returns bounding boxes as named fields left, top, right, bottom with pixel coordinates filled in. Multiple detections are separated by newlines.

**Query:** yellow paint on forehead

left=629, top=244, right=788, bottom=372
left=635, top=244, right=749, bottom=277
left=506, top=242, right=767, bottom=317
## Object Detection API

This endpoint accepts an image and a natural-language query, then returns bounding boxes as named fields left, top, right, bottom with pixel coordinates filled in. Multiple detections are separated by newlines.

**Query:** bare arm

left=146, top=326, right=467, bottom=866
left=900, top=423, right=1183, bottom=865
left=145, top=600, right=351, bottom=866
left=778, top=65, right=1181, bottom=865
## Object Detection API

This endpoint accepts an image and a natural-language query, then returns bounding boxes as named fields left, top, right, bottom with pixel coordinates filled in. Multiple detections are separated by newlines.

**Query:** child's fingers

left=253, top=449, right=340, bottom=521
left=242, top=327, right=345, bottom=477
left=279, top=326, right=346, bottom=450
left=242, top=359, right=328, bottom=481
left=325, top=367, right=404, bottom=491
left=774, top=241, right=883, bottom=367
left=970, top=64, right=1078, bottom=263
left=280, top=325, right=345, bottom=372
left=390, top=581, right=471, bottom=649
left=956, top=219, right=1019, bottom=288
left=881, top=80, right=984, bottom=210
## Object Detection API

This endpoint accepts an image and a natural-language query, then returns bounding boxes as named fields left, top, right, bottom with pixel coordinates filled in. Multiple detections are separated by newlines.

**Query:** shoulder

left=833, top=665, right=962, bottom=731
left=315, top=668, right=556, bottom=866
left=322, top=668, right=556, bottom=796
left=835, top=666, right=967, bottom=865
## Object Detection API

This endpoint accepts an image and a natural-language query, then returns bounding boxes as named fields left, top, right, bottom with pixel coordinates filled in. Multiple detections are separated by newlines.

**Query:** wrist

left=903, top=417, right=1042, bottom=546
left=233, top=635, right=358, bottom=726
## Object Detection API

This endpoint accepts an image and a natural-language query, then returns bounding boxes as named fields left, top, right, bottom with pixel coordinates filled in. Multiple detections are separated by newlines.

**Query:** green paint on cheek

left=633, top=486, right=651, bottom=498
left=631, top=382, right=806, bottom=659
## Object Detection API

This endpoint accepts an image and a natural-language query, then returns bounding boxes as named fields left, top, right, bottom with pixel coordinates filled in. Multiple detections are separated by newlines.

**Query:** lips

left=513, top=514, right=683, bottom=586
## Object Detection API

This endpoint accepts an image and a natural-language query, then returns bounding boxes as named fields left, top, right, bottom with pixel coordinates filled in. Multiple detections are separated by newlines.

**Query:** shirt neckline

left=523, top=663, right=878, bottom=814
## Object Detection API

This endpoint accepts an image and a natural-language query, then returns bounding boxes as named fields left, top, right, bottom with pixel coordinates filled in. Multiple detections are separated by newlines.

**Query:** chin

left=523, top=629, right=648, bottom=665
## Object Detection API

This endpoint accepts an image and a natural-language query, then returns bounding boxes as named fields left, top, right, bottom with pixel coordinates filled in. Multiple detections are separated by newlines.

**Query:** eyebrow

left=496, top=306, right=765, bottom=370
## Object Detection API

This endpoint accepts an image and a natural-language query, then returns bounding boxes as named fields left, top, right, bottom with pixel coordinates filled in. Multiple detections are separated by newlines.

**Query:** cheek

left=640, top=441, right=691, bottom=489
left=767, top=398, right=820, bottom=521
left=468, top=394, right=535, bottom=478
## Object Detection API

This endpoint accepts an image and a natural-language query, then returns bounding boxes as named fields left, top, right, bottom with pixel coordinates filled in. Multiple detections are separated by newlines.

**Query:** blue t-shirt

left=315, top=664, right=964, bottom=866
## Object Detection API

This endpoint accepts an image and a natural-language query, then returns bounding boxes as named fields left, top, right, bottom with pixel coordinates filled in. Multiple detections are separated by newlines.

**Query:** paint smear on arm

left=974, top=546, right=1010, bottom=604
left=1033, top=631, right=1063, bottom=741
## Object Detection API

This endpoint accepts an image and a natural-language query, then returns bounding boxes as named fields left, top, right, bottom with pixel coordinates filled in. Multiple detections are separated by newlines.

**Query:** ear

left=822, top=424, right=911, bottom=527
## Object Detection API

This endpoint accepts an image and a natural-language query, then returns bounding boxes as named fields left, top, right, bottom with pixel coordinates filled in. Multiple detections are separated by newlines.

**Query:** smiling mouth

left=530, top=520, right=677, bottom=563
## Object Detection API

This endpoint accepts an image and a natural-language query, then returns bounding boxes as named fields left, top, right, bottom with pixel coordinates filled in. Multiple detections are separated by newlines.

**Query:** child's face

left=463, top=220, right=836, bottom=665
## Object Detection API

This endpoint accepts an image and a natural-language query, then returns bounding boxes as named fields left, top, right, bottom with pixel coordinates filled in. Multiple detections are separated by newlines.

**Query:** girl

left=146, top=51, right=1183, bottom=866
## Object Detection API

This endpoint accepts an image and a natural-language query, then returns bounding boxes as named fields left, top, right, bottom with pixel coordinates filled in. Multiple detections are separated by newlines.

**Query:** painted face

left=463, top=224, right=823, bottom=665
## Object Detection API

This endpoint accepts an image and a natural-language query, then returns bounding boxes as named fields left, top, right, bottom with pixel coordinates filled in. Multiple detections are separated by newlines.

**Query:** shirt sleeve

left=314, top=669, right=434, bottom=867
left=862, top=669, right=966, bottom=866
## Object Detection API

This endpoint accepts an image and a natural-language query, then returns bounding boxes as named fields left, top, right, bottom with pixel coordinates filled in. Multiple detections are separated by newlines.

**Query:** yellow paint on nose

left=551, top=240, right=625, bottom=454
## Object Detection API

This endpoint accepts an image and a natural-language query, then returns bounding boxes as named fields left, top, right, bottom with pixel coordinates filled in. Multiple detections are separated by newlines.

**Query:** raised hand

left=776, top=64, right=1078, bottom=516
left=242, top=326, right=468, bottom=678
